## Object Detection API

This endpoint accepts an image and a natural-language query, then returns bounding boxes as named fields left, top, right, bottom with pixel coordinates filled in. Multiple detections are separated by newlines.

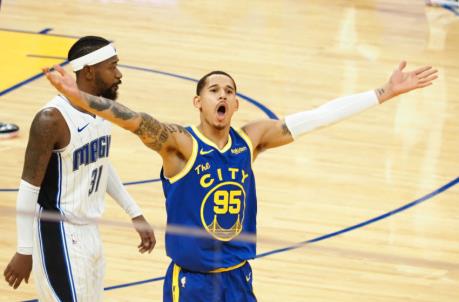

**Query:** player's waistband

left=175, top=260, right=247, bottom=274
left=208, top=260, right=247, bottom=273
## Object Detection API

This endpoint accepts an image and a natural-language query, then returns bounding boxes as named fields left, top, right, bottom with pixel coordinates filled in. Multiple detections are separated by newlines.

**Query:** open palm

left=43, top=65, right=81, bottom=102
left=388, top=61, right=438, bottom=97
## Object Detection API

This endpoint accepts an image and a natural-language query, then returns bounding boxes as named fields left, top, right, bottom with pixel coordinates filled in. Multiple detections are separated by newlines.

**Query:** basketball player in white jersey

left=3, top=36, right=156, bottom=301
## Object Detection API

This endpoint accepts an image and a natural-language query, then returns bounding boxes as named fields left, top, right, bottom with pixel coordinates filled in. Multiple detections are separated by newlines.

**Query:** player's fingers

left=148, top=243, right=154, bottom=253
left=12, top=276, right=23, bottom=289
left=54, top=64, right=66, bottom=76
left=150, top=236, right=156, bottom=252
left=417, top=82, right=433, bottom=89
left=4, top=266, right=10, bottom=278
left=138, top=238, right=149, bottom=250
left=25, top=271, right=31, bottom=284
left=413, top=65, right=432, bottom=75
left=138, top=245, right=147, bottom=253
left=417, top=68, right=437, bottom=79
left=4, top=268, right=14, bottom=281
left=7, top=274, right=17, bottom=287
left=419, top=75, right=438, bottom=84
left=398, top=60, right=407, bottom=71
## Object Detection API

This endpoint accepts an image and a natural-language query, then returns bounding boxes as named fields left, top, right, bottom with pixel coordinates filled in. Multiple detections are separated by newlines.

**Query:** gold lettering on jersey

left=199, top=167, right=248, bottom=188
left=194, top=162, right=211, bottom=175
left=200, top=174, right=214, bottom=188
left=241, top=170, right=249, bottom=183
left=231, top=146, right=247, bottom=154
left=228, top=168, right=239, bottom=179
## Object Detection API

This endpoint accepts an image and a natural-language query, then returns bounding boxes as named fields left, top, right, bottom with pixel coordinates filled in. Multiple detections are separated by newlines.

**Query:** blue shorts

left=163, top=261, right=257, bottom=302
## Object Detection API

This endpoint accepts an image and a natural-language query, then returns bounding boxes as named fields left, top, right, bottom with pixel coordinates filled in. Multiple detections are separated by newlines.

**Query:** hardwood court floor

left=0, top=0, right=458, bottom=301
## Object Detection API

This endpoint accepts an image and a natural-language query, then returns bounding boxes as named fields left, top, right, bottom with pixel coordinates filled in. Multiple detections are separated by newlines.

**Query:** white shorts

left=33, top=208, right=105, bottom=302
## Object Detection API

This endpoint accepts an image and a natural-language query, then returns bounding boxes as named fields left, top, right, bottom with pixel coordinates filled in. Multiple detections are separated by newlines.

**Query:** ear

left=193, top=95, right=202, bottom=110
left=235, top=97, right=239, bottom=111
left=82, top=65, right=95, bottom=81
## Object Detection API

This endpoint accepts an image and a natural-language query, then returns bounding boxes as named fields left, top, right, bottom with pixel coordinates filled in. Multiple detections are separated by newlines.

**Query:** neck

left=73, top=80, right=99, bottom=117
left=197, top=122, right=230, bottom=149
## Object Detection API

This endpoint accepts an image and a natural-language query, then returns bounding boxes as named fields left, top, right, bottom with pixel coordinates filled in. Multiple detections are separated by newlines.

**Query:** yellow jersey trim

left=191, top=125, right=232, bottom=153
left=169, top=136, right=198, bottom=184
left=236, top=128, right=254, bottom=163
left=209, top=260, right=247, bottom=273
left=172, top=264, right=181, bottom=302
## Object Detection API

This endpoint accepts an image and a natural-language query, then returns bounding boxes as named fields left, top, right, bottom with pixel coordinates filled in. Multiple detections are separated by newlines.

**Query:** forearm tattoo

left=281, top=122, right=292, bottom=136
left=82, top=92, right=111, bottom=111
left=111, top=103, right=137, bottom=120
left=134, top=113, right=189, bottom=151
left=81, top=92, right=137, bottom=120
left=376, top=88, right=385, bottom=98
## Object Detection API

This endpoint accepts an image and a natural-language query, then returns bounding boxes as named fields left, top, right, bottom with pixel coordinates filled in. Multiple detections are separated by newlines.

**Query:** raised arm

left=43, top=65, right=194, bottom=175
left=242, top=61, right=438, bottom=159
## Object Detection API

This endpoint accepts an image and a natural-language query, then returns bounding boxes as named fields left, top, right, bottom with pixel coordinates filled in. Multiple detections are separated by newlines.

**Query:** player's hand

left=132, top=215, right=156, bottom=254
left=42, top=65, right=82, bottom=105
left=3, top=253, right=32, bottom=289
left=378, top=61, right=438, bottom=102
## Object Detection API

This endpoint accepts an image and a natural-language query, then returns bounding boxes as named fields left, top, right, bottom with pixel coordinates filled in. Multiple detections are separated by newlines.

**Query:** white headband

left=70, top=44, right=117, bottom=72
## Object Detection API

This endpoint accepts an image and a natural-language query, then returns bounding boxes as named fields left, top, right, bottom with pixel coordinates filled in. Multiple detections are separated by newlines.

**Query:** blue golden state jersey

left=160, top=126, right=257, bottom=272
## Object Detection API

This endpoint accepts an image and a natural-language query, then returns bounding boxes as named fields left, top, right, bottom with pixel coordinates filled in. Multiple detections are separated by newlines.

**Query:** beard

left=95, top=74, right=119, bottom=100
left=101, top=85, right=118, bottom=100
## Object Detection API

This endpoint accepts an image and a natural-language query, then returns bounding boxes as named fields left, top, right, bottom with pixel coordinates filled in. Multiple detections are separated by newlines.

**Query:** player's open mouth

left=216, top=104, right=227, bottom=120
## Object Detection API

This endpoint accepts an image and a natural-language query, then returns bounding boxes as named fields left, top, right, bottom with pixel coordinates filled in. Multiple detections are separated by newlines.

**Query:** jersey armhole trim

left=236, top=128, right=254, bottom=163
left=168, top=136, right=198, bottom=184
left=42, top=105, right=71, bottom=153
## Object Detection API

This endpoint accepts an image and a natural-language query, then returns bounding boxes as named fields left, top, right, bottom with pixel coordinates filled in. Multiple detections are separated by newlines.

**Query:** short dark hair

left=67, top=36, right=110, bottom=61
left=196, top=71, right=237, bottom=95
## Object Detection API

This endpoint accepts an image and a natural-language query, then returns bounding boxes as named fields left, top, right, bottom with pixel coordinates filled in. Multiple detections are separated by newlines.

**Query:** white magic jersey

left=39, top=95, right=112, bottom=222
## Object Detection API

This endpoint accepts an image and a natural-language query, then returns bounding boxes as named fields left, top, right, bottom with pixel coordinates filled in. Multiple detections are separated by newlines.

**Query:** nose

left=218, top=90, right=227, bottom=100
left=115, top=68, right=123, bottom=80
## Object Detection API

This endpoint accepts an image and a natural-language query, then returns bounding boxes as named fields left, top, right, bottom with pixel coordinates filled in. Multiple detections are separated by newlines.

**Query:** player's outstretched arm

left=43, top=65, right=192, bottom=157
left=242, top=61, right=438, bottom=159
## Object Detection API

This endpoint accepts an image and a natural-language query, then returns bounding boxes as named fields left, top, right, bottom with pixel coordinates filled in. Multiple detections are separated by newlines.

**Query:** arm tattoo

left=376, top=88, right=385, bottom=98
left=81, top=92, right=136, bottom=120
left=281, top=122, right=292, bottom=136
left=82, top=92, right=111, bottom=111
left=134, top=114, right=190, bottom=151
left=134, top=113, right=168, bottom=151
left=111, top=103, right=137, bottom=120
left=164, top=124, right=190, bottom=136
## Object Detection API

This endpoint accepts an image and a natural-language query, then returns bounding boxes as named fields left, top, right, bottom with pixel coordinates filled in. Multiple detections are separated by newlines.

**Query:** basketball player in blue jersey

left=3, top=36, right=156, bottom=301
left=43, top=60, right=437, bottom=301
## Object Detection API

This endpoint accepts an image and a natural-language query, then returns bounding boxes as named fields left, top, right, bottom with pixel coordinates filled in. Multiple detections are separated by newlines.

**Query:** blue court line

left=0, top=27, right=81, bottom=39
left=108, top=176, right=459, bottom=291
left=257, top=176, right=459, bottom=258
left=19, top=175, right=456, bottom=301
left=442, top=4, right=459, bottom=16
left=38, top=28, right=53, bottom=34
left=0, top=61, right=69, bottom=97
left=2, top=28, right=454, bottom=300
left=119, top=64, right=279, bottom=120
left=20, top=176, right=458, bottom=302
